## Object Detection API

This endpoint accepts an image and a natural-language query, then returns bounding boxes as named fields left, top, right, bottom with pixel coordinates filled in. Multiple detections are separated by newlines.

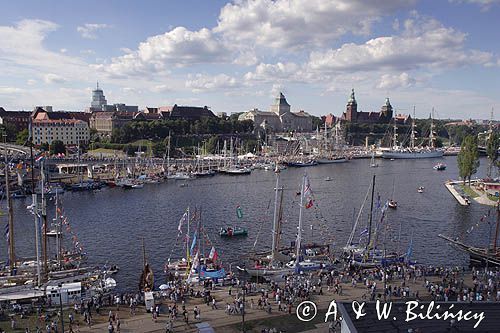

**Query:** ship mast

left=295, top=173, right=306, bottom=267
left=366, top=175, right=376, bottom=251
left=270, top=166, right=281, bottom=266
left=3, top=134, right=15, bottom=270
left=392, top=123, right=398, bottom=149
left=410, top=106, right=416, bottom=150
left=429, top=108, right=436, bottom=149
left=494, top=201, right=499, bottom=253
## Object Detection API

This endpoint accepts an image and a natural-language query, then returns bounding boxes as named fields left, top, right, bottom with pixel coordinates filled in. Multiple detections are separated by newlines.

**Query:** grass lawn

left=459, top=184, right=480, bottom=198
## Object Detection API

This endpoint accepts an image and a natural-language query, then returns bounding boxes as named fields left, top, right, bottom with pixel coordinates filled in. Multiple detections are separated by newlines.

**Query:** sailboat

left=244, top=167, right=294, bottom=277
left=139, top=237, right=154, bottom=292
left=388, top=179, right=397, bottom=209
left=317, top=122, right=348, bottom=164
left=344, top=175, right=405, bottom=267
left=439, top=203, right=500, bottom=266
left=381, top=107, right=444, bottom=159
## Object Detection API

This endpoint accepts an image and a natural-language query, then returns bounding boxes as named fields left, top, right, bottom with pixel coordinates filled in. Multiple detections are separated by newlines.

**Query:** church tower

left=380, top=97, right=393, bottom=122
left=346, top=88, right=357, bottom=122
left=271, top=92, right=291, bottom=116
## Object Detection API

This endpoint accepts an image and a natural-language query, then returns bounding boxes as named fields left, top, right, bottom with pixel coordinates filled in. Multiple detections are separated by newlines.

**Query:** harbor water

left=1, top=156, right=493, bottom=291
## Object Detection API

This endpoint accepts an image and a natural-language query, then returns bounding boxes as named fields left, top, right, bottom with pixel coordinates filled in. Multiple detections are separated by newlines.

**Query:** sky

left=0, top=0, right=499, bottom=120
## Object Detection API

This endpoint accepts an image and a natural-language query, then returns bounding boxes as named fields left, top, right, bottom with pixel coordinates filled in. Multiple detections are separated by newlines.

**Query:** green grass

left=459, top=184, right=480, bottom=198
left=487, top=194, right=499, bottom=202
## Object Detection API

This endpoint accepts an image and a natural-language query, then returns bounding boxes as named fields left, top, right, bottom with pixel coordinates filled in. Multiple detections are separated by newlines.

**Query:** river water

left=1, top=156, right=494, bottom=291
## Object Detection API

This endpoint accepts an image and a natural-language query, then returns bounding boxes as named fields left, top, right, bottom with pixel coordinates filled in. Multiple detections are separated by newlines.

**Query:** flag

left=236, top=205, right=243, bottom=219
left=177, top=211, right=188, bottom=233
left=305, top=199, right=313, bottom=209
left=35, top=153, right=45, bottom=163
left=406, top=235, right=413, bottom=262
left=303, top=174, right=314, bottom=209
left=190, top=232, right=197, bottom=253
left=192, top=251, right=200, bottom=270
left=209, top=246, right=218, bottom=262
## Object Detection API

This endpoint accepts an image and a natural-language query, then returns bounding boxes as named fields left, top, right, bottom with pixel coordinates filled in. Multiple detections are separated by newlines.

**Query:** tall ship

left=380, top=108, right=444, bottom=159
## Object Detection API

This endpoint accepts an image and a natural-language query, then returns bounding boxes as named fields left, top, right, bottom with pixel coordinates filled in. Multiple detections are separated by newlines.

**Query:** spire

left=348, top=88, right=356, bottom=104
left=96, top=81, right=99, bottom=90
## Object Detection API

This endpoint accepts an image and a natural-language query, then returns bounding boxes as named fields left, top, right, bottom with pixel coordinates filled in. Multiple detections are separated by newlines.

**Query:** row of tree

left=109, top=118, right=254, bottom=144
left=457, top=132, right=500, bottom=184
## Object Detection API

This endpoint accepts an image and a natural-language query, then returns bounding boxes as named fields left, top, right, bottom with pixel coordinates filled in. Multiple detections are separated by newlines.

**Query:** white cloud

left=307, top=14, right=493, bottom=73
left=0, top=86, right=23, bottom=94
left=376, top=72, right=416, bottom=90
left=244, top=62, right=300, bottom=82
left=449, top=0, right=500, bottom=11
left=77, top=23, right=110, bottom=39
left=150, top=84, right=173, bottom=93
left=215, top=0, right=415, bottom=49
left=98, top=27, right=229, bottom=77
left=27, top=79, right=37, bottom=86
left=185, top=74, right=238, bottom=93
left=80, top=49, right=95, bottom=55
left=0, top=19, right=92, bottom=82
left=60, top=48, right=67, bottom=53
left=44, top=73, right=67, bottom=84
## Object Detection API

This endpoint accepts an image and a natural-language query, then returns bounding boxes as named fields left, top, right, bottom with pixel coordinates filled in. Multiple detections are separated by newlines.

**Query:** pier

left=444, top=180, right=473, bottom=206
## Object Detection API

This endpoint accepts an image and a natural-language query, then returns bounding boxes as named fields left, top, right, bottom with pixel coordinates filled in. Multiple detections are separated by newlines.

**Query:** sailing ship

left=439, top=203, right=500, bottom=266
left=381, top=107, right=444, bottom=159
left=344, top=175, right=406, bottom=267
left=139, top=238, right=154, bottom=292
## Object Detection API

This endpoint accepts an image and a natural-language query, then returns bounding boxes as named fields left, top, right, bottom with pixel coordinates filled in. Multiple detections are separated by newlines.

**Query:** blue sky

left=0, top=0, right=499, bottom=120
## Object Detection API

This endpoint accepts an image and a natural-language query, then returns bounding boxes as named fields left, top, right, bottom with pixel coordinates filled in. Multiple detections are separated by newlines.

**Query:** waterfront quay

left=2, top=263, right=497, bottom=332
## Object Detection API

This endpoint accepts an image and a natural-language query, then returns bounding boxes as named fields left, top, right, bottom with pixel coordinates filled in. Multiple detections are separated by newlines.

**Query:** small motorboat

left=325, top=177, right=333, bottom=182
left=219, top=226, right=248, bottom=237
left=388, top=200, right=397, bottom=209
left=46, top=229, right=62, bottom=237
left=418, top=186, right=424, bottom=193
left=433, top=163, right=446, bottom=171
left=179, top=183, right=188, bottom=188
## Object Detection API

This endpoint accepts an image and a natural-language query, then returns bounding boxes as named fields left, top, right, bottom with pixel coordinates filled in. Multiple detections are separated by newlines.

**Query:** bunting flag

left=34, top=153, right=45, bottom=163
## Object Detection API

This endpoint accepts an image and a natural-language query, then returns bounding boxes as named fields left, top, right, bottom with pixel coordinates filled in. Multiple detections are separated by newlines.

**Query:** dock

left=444, top=180, right=471, bottom=206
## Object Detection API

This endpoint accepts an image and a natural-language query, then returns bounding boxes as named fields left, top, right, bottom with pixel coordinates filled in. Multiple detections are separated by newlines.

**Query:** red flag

left=305, top=199, right=313, bottom=209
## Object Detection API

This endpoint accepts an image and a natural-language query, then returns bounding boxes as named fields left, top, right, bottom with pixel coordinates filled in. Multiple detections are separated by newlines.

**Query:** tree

left=50, top=140, right=66, bottom=155
left=486, top=132, right=500, bottom=178
left=16, top=129, right=29, bottom=145
left=457, top=135, right=479, bottom=185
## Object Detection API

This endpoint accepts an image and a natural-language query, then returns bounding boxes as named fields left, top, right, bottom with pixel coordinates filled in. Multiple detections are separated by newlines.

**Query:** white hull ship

left=380, top=107, right=443, bottom=160
left=381, top=149, right=444, bottom=159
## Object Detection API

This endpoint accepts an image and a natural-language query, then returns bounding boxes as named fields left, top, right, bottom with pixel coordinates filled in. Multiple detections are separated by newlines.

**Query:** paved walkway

left=78, top=274, right=454, bottom=333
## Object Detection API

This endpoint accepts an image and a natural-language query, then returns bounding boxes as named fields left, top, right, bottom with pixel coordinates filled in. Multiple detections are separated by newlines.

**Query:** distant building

left=91, top=82, right=107, bottom=109
left=321, top=113, right=338, bottom=128
left=342, top=89, right=393, bottom=124
left=90, top=111, right=135, bottom=136
left=0, top=107, right=31, bottom=131
left=32, top=109, right=89, bottom=146
left=238, top=92, right=313, bottom=133
left=157, top=105, right=216, bottom=121
left=88, top=82, right=138, bottom=113
left=394, top=113, right=412, bottom=125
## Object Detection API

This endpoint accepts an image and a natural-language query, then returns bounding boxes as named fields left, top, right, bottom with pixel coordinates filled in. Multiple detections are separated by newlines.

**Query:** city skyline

left=0, top=0, right=499, bottom=119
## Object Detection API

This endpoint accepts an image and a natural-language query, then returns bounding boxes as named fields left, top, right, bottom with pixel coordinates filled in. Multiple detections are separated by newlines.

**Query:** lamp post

left=59, top=288, right=65, bottom=333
